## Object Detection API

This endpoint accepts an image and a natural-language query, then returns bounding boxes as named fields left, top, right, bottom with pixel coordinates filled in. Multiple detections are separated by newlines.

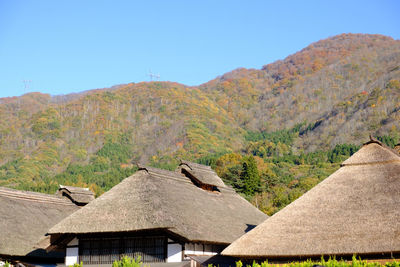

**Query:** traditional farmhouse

left=0, top=185, right=94, bottom=265
left=222, top=139, right=400, bottom=260
left=47, top=161, right=267, bottom=266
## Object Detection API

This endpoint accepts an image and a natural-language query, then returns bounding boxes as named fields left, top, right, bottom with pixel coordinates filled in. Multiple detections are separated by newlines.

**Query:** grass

left=231, top=256, right=400, bottom=267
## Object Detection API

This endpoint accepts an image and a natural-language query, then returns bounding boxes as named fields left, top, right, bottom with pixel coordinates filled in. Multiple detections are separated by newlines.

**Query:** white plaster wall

left=167, top=243, right=182, bottom=262
left=187, top=243, right=205, bottom=255
left=65, top=238, right=79, bottom=266
left=204, top=244, right=216, bottom=255
left=65, top=247, right=79, bottom=266
left=184, top=243, right=218, bottom=256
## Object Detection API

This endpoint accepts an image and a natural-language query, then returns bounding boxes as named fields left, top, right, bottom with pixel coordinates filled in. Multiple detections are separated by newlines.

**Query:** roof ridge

left=138, top=164, right=189, bottom=178
left=138, top=167, right=235, bottom=193
left=192, top=167, right=217, bottom=174
left=63, top=191, right=93, bottom=195
left=0, top=189, right=76, bottom=206
left=0, top=186, right=61, bottom=199
left=180, top=160, right=212, bottom=170
left=59, top=184, right=90, bottom=190
left=62, top=187, right=89, bottom=190
left=147, top=170, right=193, bottom=185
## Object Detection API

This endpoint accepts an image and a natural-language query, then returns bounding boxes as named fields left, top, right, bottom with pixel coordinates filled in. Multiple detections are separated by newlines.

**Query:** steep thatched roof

left=0, top=187, right=79, bottom=257
left=56, top=185, right=95, bottom=205
left=177, top=160, right=226, bottom=188
left=341, top=139, right=400, bottom=166
left=222, top=141, right=400, bottom=258
left=49, top=164, right=267, bottom=244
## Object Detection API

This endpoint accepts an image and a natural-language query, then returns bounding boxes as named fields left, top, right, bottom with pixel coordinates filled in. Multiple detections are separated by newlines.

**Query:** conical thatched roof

left=341, top=139, right=400, bottom=166
left=49, top=164, right=267, bottom=244
left=0, top=187, right=79, bottom=258
left=222, top=141, right=400, bottom=258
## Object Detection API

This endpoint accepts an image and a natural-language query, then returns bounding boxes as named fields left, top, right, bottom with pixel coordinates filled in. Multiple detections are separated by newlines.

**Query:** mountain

left=201, top=33, right=400, bottom=150
left=0, top=33, right=399, bottom=207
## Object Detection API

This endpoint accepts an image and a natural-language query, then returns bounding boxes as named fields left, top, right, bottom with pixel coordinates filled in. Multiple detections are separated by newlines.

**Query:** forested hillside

left=1, top=33, right=399, bottom=214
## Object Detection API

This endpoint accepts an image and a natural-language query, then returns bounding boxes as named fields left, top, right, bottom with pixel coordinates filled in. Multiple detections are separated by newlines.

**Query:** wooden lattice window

left=79, top=236, right=166, bottom=264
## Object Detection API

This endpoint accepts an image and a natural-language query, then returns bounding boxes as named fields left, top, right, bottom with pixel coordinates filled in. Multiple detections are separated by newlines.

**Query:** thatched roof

left=56, top=185, right=95, bottom=205
left=177, top=160, right=226, bottom=188
left=0, top=187, right=79, bottom=257
left=222, top=140, right=400, bottom=258
left=341, top=139, right=400, bottom=166
left=49, top=164, right=267, bottom=244
left=394, top=143, right=400, bottom=154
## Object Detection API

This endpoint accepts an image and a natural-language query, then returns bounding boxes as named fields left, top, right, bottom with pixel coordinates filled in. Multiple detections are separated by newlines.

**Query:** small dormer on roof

left=56, top=185, right=95, bottom=206
left=177, top=160, right=226, bottom=192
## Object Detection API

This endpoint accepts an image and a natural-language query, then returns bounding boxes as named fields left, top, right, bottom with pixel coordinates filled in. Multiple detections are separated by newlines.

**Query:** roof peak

left=179, top=160, right=213, bottom=170
left=363, top=135, right=400, bottom=155
left=341, top=138, right=400, bottom=167
left=364, top=134, right=383, bottom=146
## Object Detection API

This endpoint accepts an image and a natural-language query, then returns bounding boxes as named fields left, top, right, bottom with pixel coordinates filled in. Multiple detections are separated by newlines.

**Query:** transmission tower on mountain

left=147, top=70, right=160, bottom=81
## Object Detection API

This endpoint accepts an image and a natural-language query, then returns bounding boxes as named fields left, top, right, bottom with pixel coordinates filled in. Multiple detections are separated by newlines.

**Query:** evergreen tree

left=240, top=155, right=261, bottom=196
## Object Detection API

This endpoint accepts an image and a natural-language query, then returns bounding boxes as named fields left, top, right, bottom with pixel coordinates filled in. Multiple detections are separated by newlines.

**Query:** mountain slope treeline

left=0, top=33, right=399, bottom=213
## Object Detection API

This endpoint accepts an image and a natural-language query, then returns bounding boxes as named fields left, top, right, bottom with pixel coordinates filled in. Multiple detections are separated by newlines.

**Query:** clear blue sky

left=0, top=0, right=399, bottom=98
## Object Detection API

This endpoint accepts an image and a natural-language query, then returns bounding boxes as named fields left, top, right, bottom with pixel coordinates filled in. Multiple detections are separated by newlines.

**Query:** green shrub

left=209, top=256, right=399, bottom=267
left=112, top=256, right=145, bottom=267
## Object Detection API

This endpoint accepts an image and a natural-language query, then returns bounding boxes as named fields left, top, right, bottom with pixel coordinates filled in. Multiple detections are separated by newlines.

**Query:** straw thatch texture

left=394, top=144, right=400, bottom=154
left=178, top=160, right=226, bottom=188
left=56, top=185, right=95, bottom=205
left=222, top=142, right=400, bottom=258
left=49, top=165, right=267, bottom=244
left=341, top=141, right=400, bottom=166
left=0, top=187, right=79, bottom=257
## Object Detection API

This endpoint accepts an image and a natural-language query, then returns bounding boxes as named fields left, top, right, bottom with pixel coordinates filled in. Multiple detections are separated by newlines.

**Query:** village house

left=222, top=139, right=400, bottom=261
left=0, top=185, right=94, bottom=266
left=46, top=161, right=267, bottom=266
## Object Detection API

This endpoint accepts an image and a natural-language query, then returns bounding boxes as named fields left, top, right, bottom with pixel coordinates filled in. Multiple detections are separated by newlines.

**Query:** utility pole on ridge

left=147, top=70, right=160, bottom=81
